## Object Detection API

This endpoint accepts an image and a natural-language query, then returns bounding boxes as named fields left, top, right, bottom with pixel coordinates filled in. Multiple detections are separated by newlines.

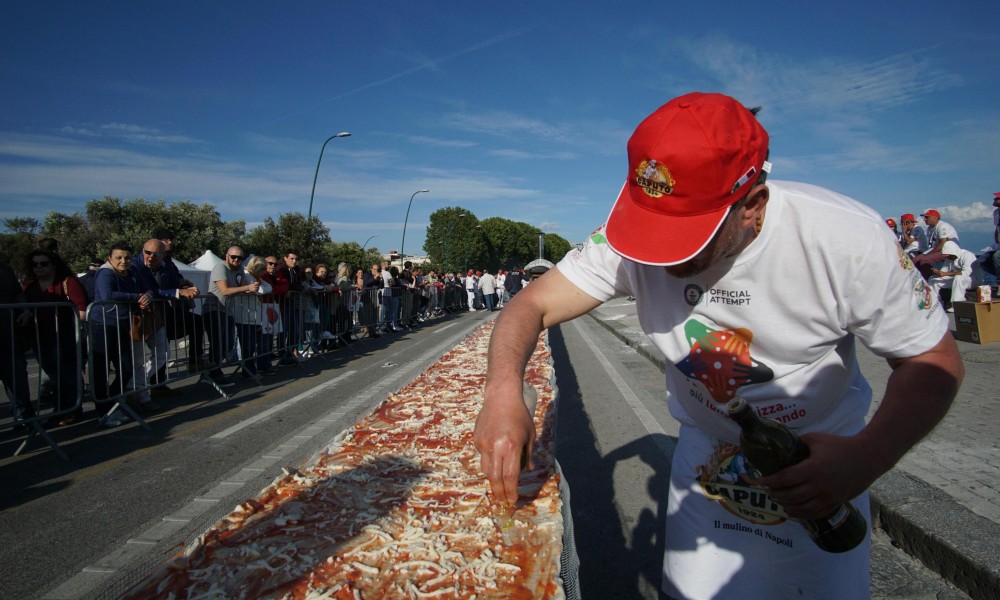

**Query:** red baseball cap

left=993, top=192, right=1000, bottom=199
left=901, top=213, right=917, bottom=222
left=921, top=209, right=941, bottom=218
left=885, top=218, right=897, bottom=228
left=605, top=92, right=770, bottom=266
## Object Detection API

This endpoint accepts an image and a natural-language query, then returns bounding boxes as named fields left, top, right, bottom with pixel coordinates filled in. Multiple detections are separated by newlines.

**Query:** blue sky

left=2, top=1, right=999, bottom=255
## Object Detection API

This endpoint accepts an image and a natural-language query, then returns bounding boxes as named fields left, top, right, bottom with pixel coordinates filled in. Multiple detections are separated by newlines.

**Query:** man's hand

left=760, top=432, right=875, bottom=520
left=247, top=281, right=260, bottom=293
left=765, top=332, right=962, bottom=521
left=474, top=391, right=535, bottom=506
left=474, top=268, right=602, bottom=505
left=179, top=287, right=199, bottom=299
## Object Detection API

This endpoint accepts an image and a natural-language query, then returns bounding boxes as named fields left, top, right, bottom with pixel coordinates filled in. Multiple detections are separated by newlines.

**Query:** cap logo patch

left=635, top=159, right=675, bottom=198
left=730, top=166, right=757, bottom=194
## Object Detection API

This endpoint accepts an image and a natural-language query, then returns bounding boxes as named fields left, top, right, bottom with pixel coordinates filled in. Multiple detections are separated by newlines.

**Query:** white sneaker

left=102, top=410, right=132, bottom=428
left=946, top=307, right=954, bottom=313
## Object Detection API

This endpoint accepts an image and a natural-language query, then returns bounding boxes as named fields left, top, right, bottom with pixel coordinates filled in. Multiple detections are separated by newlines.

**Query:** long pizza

left=124, top=321, right=563, bottom=599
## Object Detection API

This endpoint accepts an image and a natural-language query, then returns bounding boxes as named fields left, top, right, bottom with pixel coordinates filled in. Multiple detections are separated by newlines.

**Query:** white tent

left=190, top=249, right=224, bottom=272
left=177, top=252, right=216, bottom=294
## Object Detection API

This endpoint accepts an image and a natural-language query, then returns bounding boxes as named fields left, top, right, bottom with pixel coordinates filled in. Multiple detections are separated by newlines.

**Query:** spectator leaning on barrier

left=258, top=255, right=288, bottom=369
left=362, top=263, right=382, bottom=338
left=2, top=260, right=34, bottom=427
left=231, top=256, right=273, bottom=377
left=473, top=92, right=964, bottom=599
left=131, top=239, right=192, bottom=397
left=275, top=250, right=303, bottom=365
left=333, top=262, right=355, bottom=344
left=21, top=248, right=88, bottom=425
left=91, top=241, right=152, bottom=426
left=206, top=246, right=254, bottom=387
left=300, top=265, right=325, bottom=357
left=154, top=229, right=209, bottom=373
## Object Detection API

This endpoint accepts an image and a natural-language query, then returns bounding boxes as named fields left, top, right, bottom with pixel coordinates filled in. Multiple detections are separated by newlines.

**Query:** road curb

left=585, top=309, right=1000, bottom=600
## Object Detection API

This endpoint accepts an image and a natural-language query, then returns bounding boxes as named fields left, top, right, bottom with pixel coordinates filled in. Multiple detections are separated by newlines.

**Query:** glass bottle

left=727, top=397, right=868, bottom=553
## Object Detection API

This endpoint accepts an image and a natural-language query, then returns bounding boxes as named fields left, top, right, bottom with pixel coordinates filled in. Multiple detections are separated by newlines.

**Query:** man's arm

left=762, top=332, right=963, bottom=519
left=216, top=276, right=258, bottom=296
left=473, top=267, right=602, bottom=505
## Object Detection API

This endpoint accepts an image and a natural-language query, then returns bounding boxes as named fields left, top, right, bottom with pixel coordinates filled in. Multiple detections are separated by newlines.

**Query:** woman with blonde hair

left=233, top=256, right=274, bottom=378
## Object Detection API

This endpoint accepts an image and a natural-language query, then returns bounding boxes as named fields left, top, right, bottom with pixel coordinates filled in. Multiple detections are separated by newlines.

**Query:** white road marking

left=210, top=371, right=356, bottom=439
left=570, top=319, right=674, bottom=456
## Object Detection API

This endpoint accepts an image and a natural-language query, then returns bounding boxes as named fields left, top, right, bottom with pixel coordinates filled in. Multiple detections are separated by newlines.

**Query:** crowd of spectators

left=2, top=229, right=520, bottom=434
left=886, top=194, right=1000, bottom=311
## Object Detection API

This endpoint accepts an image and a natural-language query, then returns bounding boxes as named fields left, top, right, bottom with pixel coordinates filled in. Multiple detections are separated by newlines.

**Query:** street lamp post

left=400, top=189, right=430, bottom=263
left=360, top=234, right=380, bottom=267
left=307, top=132, right=351, bottom=222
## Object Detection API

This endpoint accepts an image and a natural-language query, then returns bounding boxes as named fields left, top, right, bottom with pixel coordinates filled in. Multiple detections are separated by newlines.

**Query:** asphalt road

left=0, top=307, right=970, bottom=599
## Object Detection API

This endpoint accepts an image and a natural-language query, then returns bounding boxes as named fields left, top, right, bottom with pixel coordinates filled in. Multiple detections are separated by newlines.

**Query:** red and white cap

left=921, top=209, right=941, bottom=218
left=885, top=218, right=897, bottom=228
left=605, top=92, right=770, bottom=266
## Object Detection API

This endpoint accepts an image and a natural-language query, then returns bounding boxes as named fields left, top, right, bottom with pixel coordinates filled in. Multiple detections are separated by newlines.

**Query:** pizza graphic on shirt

left=675, top=319, right=774, bottom=403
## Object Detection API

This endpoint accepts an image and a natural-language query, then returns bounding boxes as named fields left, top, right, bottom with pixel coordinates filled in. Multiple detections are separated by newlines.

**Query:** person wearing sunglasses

left=20, top=249, right=88, bottom=426
left=131, top=238, right=203, bottom=399
left=205, top=246, right=258, bottom=386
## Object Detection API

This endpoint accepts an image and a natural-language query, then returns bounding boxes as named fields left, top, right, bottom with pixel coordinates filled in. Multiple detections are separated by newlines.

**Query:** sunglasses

left=32, top=261, right=51, bottom=268
left=143, top=250, right=163, bottom=257
left=266, top=261, right=276, bottom=266
left=229, top=254, right=243, bottom=260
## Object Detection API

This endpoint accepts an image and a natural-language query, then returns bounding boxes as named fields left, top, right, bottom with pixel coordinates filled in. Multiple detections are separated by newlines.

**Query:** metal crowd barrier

left=3, top=283, right=478, bottom=460
left=0, top=301, right=81, bottom=460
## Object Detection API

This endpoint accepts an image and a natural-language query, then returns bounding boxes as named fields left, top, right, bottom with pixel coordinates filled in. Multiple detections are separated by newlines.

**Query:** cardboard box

left=953, top=300, right=1000, bottom=344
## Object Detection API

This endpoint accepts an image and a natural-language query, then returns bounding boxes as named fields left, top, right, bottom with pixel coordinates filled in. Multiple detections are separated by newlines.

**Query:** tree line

left=1, top=197, right=574, bottom=279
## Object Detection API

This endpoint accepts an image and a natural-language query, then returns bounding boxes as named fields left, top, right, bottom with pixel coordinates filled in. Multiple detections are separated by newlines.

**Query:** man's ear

left=739, top=184, right=769, bottom=229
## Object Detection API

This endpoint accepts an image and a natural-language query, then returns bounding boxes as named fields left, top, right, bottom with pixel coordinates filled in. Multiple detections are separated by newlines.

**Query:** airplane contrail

left=261, top=24, right=538, bottom=128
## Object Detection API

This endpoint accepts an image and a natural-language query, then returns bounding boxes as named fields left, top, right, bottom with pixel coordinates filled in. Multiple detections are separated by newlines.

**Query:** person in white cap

left=928, top=241, right=977, bottom=311
left=473, top=92, right=964, bottom=599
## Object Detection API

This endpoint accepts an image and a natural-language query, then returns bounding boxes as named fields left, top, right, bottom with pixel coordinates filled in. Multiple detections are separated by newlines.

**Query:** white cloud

left=940, top=202, right=995, bottom=230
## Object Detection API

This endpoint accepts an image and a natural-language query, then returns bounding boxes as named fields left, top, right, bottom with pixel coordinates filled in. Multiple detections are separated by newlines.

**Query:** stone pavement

left=587, top=298, right=1000, bottom=600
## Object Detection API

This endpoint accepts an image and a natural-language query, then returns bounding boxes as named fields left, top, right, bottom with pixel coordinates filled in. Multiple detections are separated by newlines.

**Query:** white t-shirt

left=902, top=225, right=927, bottom=255
left=558, top=180, right=948, bottom=599
left=945, top=249, right=977, bottom=278
left=926, top=219, right=959, bottom=250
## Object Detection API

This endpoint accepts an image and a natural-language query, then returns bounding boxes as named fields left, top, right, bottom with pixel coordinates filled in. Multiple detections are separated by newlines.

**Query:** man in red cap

left=885, top=218, right=901, bottom=246
left=900, top=212, right=927, bottom=257
left=473, top=92, right=964, bottom=598
left=912, top=209, right=960, bottom=279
